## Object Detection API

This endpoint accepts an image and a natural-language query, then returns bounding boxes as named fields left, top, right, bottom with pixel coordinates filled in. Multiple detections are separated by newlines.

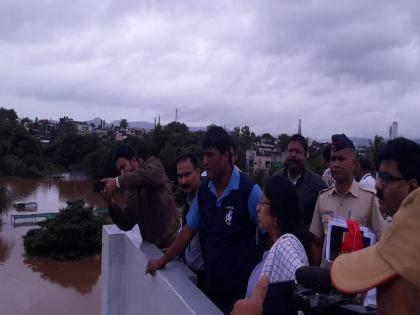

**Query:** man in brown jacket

left=101, top=145, right=180, bottom=249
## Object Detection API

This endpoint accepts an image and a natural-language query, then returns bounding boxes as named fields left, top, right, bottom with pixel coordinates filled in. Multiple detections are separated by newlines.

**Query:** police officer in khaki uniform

left=310, top=134, right=388, bottom=267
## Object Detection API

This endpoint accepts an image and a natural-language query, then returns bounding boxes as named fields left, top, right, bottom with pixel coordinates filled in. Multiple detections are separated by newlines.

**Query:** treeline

left=0, top=107, right=278, bottom=181
left=0, top=107, right=387, bottom=182
left=0, top=108, right=47, bottom=177
left=0, top=107, right=254, bottom=180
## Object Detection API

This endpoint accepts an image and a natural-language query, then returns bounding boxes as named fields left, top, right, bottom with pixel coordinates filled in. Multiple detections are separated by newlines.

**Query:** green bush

left=0, top=155, right=44, bottom=178
left=23, top=200, right=107, bottom=260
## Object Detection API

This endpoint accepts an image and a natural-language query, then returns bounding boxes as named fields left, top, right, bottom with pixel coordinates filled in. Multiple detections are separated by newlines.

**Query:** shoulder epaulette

left=319, top=185, right=334, bottom=195
left=359, top=185, right=376, bottom=195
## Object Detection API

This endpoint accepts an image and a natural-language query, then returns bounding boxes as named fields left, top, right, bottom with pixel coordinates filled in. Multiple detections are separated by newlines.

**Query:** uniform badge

left=225, top=206, right=234, bottom=226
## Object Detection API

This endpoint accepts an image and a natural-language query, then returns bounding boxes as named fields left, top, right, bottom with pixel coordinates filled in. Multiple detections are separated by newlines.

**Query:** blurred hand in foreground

left=230, top=276, right=269, bottom=315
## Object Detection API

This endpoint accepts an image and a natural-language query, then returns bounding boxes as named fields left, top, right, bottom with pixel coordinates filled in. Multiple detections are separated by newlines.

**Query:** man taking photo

left=100, top=145, right=180, bottom=249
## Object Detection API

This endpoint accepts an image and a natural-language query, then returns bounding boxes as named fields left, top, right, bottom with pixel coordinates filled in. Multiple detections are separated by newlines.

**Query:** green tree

left=230, top=125, right=256, bottom=171
left=0, top=108, right=46, bottom=177
left=83, top=147, right=119, bottom=179
left=57, top=120, right=77, bottom=139
left=307, top=142, right=324, bottom=175
left=120, top=118, right=128, bottom=129
left=158, top=143, right=184, bottom=181
left=366, top=135, right=385, bottom=170
left=261, top=133, right=274, bottom=144
left=23, top=200, right=107, bottom=260
left=278, top=133, right=291, bottom=152
left=150, top=124, right=165, bottom=155
left=51, top=134, right=102, bottom=169
left=0, top=107, right=18, bottom=122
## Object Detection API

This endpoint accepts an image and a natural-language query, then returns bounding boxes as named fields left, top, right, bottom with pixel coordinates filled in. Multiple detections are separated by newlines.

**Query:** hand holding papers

left=326, top=217, right=376, bottom=262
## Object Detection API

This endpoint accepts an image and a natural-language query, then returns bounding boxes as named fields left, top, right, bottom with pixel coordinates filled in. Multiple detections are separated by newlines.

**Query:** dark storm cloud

left=0, top=0, right=419, bottom=138
left=249, top=1, right=420, bottom=83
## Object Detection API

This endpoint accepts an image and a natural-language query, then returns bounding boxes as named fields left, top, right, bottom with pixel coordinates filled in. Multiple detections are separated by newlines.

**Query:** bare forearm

left=310, top=237, right=323, bottom=266
left=160, top=225, right=196, bottom=265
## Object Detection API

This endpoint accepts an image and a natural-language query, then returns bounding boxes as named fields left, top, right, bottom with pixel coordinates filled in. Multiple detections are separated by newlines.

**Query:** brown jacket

left=109, top=157, right=180, bottom=249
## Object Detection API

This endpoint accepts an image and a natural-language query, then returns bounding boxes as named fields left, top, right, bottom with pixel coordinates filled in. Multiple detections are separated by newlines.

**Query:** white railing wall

left=101, top=225, right=223, bottom=315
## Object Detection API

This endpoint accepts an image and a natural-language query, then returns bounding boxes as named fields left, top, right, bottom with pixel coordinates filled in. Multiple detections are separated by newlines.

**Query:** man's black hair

left=264, top=175, right=303, bottom=241
left=378, top=137, right=420, bottom=184
left=358, top=155, right=372, bottom=172
left=113, top=145, right=137, bottom=163
left=322, top=144, right=331, bottom=162
left=176, top=152, right=199, bottom=169
left=202, top=125, right=231, bottom=155
left=288, top=134, right=308, bottom=154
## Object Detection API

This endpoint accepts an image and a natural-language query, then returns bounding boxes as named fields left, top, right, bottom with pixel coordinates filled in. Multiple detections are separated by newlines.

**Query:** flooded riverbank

left=0, top=176, right=107, bottom=315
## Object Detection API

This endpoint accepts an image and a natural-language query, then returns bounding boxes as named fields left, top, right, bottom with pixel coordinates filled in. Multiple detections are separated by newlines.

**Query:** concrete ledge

left=101, top=225, right=223, bottom=315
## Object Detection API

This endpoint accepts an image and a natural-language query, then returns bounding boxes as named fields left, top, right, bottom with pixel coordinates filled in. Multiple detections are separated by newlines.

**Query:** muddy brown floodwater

left=0, top=176, right=109, bottom=315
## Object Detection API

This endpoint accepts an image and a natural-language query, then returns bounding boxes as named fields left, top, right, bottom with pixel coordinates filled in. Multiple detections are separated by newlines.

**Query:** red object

left=340, top=219, right=364, bottom=254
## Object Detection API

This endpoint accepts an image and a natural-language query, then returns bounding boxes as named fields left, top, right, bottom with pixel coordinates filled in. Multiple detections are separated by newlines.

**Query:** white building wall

left=391, top=122, right=398, bottom=140
left=253, top=156, right=271, bottom=173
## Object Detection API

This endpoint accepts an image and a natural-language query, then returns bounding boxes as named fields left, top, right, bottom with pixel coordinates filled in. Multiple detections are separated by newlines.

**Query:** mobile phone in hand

left=93, top=180, right=106, bottom=193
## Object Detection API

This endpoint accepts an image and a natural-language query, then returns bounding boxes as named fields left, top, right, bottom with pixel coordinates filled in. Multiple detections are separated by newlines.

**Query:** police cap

left=331, top=134, right=355, bottom=152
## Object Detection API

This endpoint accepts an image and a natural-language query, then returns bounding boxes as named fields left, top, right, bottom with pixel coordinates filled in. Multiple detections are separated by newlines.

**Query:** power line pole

left=298, top=119, right=302, bottom=135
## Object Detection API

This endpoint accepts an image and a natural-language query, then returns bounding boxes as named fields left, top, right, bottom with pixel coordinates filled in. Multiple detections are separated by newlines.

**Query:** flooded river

left=0, top=176, right=108, bottom=315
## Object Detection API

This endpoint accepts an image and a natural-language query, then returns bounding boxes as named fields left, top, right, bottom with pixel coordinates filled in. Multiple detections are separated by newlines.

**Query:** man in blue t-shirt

left=146, top=126, right=262, bottom=314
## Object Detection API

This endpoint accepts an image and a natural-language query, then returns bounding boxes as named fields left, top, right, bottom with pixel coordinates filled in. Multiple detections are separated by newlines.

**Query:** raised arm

left=119, top=157, right=169, bottom=189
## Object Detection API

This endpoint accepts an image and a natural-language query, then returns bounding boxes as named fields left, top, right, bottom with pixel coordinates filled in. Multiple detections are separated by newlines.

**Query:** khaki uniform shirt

left=310, top=180, right=388, bottom=267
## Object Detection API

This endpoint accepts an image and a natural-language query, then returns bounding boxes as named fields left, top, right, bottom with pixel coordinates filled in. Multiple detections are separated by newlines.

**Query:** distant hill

left=315, top=136, right=420, bottom=147
left=87, top=118, right=104, bottom=128
left=312, top=137, right=371, bottom=147
left=111, top=120, right=155, bottom=130
left=86, top=118, right=155, bottom=129
left=349, top=137, right=371, bottom=147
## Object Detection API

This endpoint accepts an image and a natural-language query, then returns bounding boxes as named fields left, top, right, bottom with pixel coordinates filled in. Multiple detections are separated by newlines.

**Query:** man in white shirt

left=176, top=153, right=205, bottom=274
left=355, top=154, right=376, bottom=191
left=322, top=143, right=335, bottom=187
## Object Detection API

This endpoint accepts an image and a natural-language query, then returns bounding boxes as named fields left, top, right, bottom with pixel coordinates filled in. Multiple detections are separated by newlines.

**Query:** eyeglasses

left=377, top=172, right=404, bottom=185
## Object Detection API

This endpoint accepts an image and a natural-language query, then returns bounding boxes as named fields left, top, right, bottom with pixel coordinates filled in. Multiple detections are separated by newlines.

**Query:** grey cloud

left=247, top=1, right=420, bottom=83
left=0, top=0, right=419, bottom=138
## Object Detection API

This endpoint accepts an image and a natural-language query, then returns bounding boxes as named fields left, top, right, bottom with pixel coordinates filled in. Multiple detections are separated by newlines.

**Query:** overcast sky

left=1, top=1, right=419, bottom=138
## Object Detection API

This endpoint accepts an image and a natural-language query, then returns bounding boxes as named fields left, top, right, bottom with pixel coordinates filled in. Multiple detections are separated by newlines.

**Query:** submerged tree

left=23, top=200, right=107, bottom=260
